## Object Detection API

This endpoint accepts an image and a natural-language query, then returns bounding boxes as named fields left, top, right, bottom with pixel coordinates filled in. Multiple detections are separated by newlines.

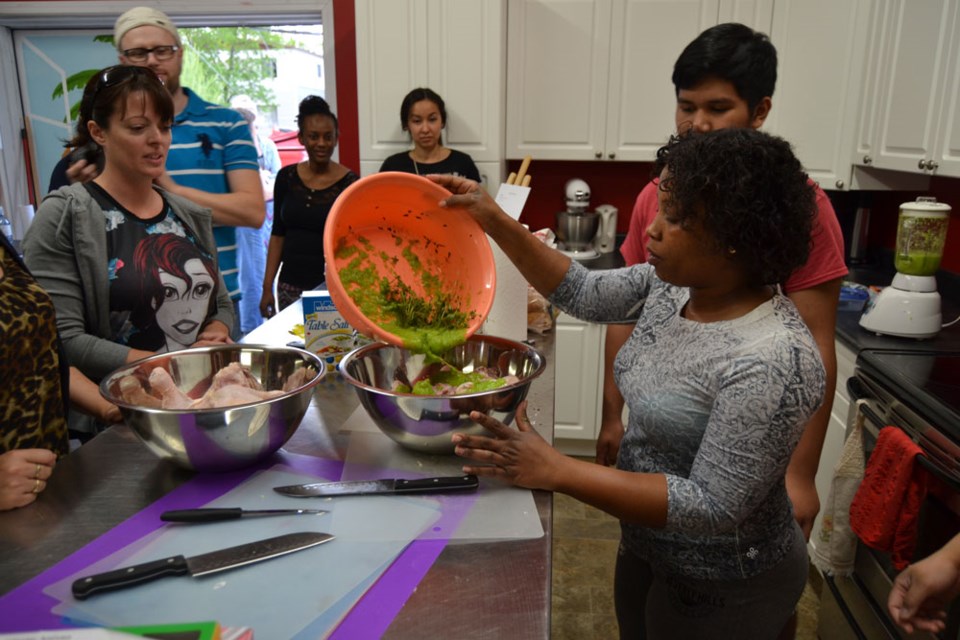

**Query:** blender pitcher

left=894, top=197, right=949, bottom=276
left=860, top=196, right=950, bottom=339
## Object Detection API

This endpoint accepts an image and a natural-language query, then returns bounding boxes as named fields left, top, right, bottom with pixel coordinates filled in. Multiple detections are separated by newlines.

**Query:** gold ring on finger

left=32, top=478, right=41, bottom=494
left=34, top=463, right=41, bottom=479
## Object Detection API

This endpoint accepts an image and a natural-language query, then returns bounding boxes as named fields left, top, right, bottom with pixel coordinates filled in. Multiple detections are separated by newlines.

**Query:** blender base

left=859, top=286, right=942, bottom=339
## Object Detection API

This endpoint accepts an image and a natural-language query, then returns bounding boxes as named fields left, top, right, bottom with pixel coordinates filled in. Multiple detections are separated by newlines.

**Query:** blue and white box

left=301, top=290, right=369, bottom=373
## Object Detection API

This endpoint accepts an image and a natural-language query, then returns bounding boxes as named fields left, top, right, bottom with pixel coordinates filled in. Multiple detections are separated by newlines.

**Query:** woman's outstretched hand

left=888, top=533, right=960, bottom=634
left=452, top=401, right=564, bottom=490
left=427, top=174, right=505, bottom=231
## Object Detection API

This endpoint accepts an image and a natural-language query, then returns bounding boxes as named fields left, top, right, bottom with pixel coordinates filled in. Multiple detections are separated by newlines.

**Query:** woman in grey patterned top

left=431, top=129, right=826, bottom=639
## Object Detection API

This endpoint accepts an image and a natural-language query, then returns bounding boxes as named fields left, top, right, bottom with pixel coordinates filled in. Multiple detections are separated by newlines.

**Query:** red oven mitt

left=849, top=426, right=928, bottom=570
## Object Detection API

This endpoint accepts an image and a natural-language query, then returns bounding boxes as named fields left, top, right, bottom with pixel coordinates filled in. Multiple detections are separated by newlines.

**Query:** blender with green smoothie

left=860, top=197, right=951, bottom=339
left=894, top=198, right=950, bottom=275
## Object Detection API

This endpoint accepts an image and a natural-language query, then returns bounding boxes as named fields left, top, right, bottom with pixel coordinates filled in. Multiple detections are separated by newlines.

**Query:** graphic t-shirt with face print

left=85, top=183, right=219, bottom=353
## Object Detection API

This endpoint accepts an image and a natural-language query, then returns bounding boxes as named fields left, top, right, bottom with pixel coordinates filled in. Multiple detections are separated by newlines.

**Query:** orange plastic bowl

left=322, top=172, right=496, bottom=347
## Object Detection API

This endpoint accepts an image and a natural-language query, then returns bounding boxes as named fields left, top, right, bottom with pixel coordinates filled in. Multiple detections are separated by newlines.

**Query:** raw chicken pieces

left=118, top=362, right=312, bottom=410
left=148, top=367, right=194, bottom=409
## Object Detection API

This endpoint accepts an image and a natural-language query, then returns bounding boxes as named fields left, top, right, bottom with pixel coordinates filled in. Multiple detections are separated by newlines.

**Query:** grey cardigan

left=23, top=183, right=235, bottom=380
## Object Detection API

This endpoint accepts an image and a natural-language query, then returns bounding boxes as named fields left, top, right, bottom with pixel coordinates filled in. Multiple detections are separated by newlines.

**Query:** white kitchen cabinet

left=809, top=340, right=857, bottom=556
left=553, top=312, right=606, bottom=456
left=355, top=0, right=505, bottom=183
left=854, top=0, right=960, bottom=178
left=505, top=0, right=773, bottom=162
left=764, top=0, right=871, bottom=190
left=504, top=0, right=875, bottom=188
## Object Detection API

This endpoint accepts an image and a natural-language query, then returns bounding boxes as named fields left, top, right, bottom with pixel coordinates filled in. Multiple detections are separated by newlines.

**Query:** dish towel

left=812, top=406, right=865, bottom=576
left=849, top=425, right=928, bottom=571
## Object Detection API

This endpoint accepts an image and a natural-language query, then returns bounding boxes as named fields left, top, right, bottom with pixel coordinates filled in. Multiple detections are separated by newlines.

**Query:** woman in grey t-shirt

left=432, top=129, right=826, bottom=639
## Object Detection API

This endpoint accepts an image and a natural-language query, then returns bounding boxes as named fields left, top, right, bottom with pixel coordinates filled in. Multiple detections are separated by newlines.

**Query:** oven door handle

left=916, top=455, right=960, bottom=492
left=857, top=401, right=960, bottom=493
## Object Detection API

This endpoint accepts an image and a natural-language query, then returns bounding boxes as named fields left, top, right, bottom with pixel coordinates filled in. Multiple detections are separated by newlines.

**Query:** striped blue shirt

left=167, top=88, right=259, bottom=300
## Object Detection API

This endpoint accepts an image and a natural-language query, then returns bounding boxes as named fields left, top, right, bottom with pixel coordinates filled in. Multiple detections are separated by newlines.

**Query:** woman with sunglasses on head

left=379, top=88, right=481, bottom=182
left=24, top=65, right=233, bottom=438
left=260, top=96, right=359, bottom=314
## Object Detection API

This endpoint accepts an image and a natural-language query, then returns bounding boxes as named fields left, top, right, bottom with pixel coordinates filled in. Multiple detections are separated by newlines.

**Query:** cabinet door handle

left=919, top=159, right=930, bottom=170
left=862, top=155, right=872, bottom=165
left=835, top=180, right=845, bottom=189
left=607, top=152, right=616, bottom=160
left=929, top=161, right=939, bottom=171
left=594, top=151, right=602, bottom=159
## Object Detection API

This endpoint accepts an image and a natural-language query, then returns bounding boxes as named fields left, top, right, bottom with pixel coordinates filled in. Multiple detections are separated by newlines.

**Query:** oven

left=818, top=350, right=960, bottom=640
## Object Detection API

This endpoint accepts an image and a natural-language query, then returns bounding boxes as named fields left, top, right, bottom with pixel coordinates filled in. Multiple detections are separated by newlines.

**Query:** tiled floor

left=551, top=487, right=823, bottom=639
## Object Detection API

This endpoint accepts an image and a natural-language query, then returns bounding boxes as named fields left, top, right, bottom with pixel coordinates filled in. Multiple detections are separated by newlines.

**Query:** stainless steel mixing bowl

left=338, top=335, right=546, bottom=454
left=555, top=210, right=600, bottom=250
left=100, top=345, right=326, bottom=472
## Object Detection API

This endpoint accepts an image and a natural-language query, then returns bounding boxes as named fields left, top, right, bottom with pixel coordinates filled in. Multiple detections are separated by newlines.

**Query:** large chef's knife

left=273, top=474, right=479, bottom=498
left=160, top=507, right=327, bottom=523
left=72, top=531, right=334, bottom=600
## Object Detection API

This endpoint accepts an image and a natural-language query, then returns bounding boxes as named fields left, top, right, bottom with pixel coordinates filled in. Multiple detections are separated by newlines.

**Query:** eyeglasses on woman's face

left=121, top=45, right=180, bottom=64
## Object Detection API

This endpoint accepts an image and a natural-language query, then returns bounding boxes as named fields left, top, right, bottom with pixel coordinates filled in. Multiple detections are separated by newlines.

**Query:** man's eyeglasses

left=121, top=45, right=179, bottom=63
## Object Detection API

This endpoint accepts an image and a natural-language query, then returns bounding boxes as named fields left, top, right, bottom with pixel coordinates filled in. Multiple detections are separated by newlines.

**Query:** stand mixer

left=556, top=179, right=599, bottom=259
left=859, top=196, right=951, bottom=339
left=555, top=179, right=617, bottom=259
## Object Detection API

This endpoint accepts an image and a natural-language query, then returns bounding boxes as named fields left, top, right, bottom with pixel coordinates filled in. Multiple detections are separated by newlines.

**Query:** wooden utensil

left=515, top=156, right=532, bottom=185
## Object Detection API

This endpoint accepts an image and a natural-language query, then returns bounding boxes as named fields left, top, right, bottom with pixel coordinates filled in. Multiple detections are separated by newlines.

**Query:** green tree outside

left=181, top=26, right=301, bottom=110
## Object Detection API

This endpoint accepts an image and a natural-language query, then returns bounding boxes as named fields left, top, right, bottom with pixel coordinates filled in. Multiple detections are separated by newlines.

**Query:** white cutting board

left=45, top=469, right=440, bottom=638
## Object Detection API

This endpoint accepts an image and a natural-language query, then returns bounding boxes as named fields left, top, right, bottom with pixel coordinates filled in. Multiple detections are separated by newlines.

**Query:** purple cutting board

left=0, top=451, right=475, bottom=638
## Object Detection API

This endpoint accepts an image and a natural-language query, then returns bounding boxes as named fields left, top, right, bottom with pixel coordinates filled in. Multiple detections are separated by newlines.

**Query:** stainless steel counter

left=0, top=309, right=556, bottom=638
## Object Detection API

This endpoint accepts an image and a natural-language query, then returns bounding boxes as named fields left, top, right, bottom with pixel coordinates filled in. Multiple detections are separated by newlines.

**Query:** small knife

left=273, top=474, right=479, bottom=498
left=72, top=531, right=334, bottom=600
left=160, top=507, right=327, bottom=523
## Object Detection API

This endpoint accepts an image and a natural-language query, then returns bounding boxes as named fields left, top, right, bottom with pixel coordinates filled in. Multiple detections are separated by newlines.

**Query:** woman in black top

left=379, top=88, right=481, bottom=182
left=261, top=96, right=359, bottom=314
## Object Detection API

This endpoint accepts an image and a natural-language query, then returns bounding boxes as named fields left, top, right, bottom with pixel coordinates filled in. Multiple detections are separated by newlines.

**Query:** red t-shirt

left=619, top=178, right=848, bottom=292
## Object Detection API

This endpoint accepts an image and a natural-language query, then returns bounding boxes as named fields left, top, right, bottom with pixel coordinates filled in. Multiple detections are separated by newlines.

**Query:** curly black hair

left=653, top=129, right=815, bottom=286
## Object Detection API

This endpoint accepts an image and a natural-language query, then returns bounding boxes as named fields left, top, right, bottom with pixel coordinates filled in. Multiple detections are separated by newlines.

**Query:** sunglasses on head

left=91, top=65, right=159, bottom=102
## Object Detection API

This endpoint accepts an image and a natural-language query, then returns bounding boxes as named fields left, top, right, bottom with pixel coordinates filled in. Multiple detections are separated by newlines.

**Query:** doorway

left=0, top=1, right=332, bottom=220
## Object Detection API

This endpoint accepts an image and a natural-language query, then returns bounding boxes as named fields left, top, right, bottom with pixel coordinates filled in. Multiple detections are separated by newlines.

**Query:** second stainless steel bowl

left=338, top=335, right=546, bottom=454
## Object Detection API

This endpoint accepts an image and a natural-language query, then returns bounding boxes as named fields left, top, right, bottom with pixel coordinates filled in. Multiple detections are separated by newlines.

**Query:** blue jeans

left=236, top=202, right=273, bottom=334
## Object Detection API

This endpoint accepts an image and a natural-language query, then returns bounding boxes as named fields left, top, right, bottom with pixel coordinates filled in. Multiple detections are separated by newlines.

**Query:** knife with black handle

left=72, top=531, right=334, bottom=600
left=273, top=474, right=479, bottom=497
left=160, top=507, right=327, bottom=523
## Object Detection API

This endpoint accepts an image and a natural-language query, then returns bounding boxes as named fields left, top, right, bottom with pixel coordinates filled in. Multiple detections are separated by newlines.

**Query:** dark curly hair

left=653, top=129, right=815, bottom=286
left=297, top=95, right=338, bottom=134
